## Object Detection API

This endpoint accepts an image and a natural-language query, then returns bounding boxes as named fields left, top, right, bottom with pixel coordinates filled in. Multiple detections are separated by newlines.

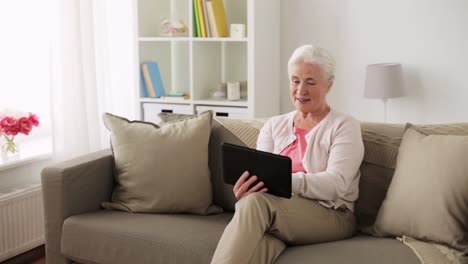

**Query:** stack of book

left=160, top=93, right=191, bottom=102
left=193, top=0, right=229, bottom=38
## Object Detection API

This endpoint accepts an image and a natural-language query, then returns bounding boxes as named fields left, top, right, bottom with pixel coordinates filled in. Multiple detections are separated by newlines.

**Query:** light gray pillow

left=101, top=111, right=222, bottom=215
left=371, top=127, right=468, bottom=250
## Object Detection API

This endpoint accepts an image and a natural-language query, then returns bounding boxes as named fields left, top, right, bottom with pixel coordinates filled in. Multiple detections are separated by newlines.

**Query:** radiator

left=0, top=185, right=44, bottom=262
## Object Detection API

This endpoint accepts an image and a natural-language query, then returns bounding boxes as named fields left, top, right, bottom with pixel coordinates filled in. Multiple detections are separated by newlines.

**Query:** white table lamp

left=364, top=63, right=404, bottom=122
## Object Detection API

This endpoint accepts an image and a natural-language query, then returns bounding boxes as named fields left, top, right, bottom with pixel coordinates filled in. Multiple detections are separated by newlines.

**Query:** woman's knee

left=235, top=192, right=271, bottom=212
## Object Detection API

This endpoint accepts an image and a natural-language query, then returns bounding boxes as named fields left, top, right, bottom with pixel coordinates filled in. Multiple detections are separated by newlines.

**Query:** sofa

left=42, top=117, right=464, bottom=264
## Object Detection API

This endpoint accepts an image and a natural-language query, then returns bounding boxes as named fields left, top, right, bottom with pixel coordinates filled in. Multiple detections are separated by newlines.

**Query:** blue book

left=140, top=69, right=149, bottom=97
left=141, top=62, right=166, bottom=98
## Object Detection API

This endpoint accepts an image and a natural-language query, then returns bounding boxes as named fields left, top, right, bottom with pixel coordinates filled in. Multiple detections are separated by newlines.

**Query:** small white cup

left=227, top=82, right=241, bottom=101
left=230, top=24, right=246, bottom=38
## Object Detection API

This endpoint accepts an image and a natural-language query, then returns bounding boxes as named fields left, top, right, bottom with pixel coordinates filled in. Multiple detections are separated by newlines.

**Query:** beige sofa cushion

left=275, top=236, right=420, bottom=264
left=372, top=127, right=468, bottom=250
left=61, top=211, right=420, bottom=264
left=61, top=211, right=233, bottom=264
left=101, top=112, right=221, bottom=215
left=356, top=122, right=468, bottom=230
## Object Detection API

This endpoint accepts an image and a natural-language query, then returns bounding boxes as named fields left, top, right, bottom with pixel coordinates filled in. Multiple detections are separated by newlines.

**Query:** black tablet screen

left=222, top=143, right=292, bottom=199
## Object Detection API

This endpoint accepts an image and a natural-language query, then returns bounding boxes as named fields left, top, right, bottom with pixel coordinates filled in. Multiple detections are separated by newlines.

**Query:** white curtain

left=50, top=0, right=136, bottom=161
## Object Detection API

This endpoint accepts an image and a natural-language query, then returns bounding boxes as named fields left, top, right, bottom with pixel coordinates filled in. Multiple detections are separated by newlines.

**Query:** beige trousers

left=211, top=193, right=356, bottom=264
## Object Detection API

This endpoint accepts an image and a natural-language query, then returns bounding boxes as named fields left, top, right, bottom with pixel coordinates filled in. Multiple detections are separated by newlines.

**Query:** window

left=0, top=1, right=54, bottom=166
left=0, top=1, right=53, bottom=141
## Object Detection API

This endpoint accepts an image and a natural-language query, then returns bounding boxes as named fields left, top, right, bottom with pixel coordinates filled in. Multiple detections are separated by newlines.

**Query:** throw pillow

left=158, top=112, right=266, bottom=211
left=209, top=117, right=265, bottom=211
left=357, top=122, right=468, bottom=231
left=371, top=127, right=468, bottom=250
left=356, top=123, right=406, bottom=230
left=157, top=112, right=195, bottom=125
left=101, top=111, right=222, bottom=215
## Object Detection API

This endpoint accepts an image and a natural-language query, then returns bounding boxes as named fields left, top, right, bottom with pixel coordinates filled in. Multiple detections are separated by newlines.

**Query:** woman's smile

left=295, top=97, right=311, bottom=104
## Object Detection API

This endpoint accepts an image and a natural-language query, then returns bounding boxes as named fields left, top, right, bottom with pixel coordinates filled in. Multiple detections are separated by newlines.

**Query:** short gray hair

left=288, top=45, right=336, bottom=84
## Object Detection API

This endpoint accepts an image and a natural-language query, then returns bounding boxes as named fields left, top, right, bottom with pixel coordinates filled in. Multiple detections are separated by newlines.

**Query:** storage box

left=195, top=105, right=249, bottom=119
left=143, top=103, right=193, bottom=124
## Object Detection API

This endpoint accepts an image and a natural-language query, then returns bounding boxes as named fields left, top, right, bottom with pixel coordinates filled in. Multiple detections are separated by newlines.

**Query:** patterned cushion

left=158, top=113, right=265, bottom=211
left=209, top=117, right=265, bottom=211
left=360, top=123, right=405, bottom=169
left=157, top=112, right=195, bottom=124
left=356, top=123, right=405, bottom=229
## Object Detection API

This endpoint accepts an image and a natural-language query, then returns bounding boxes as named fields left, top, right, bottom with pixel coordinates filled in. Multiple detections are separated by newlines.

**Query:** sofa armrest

left=41, top=149, right=114, bottom=264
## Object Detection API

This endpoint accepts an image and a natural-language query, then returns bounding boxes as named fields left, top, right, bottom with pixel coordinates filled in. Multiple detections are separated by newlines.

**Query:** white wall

left=280, top=0, right=468, bottom=123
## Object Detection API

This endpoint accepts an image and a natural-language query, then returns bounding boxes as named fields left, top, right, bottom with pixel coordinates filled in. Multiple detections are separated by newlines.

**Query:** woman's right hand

left=233, top=171, right=268, bottom=200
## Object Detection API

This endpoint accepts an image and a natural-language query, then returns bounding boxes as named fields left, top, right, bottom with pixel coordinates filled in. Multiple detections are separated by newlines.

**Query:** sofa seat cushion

left=275, top=236, right=420, bottom=264
left=61, top=210, right=233, bottom=264
left=61, top=211, right=419, bottom=264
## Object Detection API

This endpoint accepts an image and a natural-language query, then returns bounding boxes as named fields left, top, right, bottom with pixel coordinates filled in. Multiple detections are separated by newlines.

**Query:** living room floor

left=32, top=257, right=45, bottom=264
left=3, top=245, right=45, bottom=264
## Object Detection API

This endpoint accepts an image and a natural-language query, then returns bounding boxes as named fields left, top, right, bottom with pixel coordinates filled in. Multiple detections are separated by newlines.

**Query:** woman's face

left=289, top=61, right=332, bottom=113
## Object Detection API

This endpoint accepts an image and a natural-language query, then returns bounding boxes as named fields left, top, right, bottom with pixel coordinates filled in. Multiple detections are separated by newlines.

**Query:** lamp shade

left=364, top=63, right=404, bottom=99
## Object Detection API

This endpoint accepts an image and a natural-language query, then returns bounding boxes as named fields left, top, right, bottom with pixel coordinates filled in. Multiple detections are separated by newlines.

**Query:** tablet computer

left=221, top=142, right=292, bottom=199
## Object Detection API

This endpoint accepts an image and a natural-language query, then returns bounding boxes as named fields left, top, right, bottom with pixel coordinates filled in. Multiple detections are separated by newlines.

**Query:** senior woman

left=211, top=45, right=365, bottom=264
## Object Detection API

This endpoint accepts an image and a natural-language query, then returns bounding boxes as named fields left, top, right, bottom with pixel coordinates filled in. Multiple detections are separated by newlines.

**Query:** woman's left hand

left=233, top=171, right=268, bottom=200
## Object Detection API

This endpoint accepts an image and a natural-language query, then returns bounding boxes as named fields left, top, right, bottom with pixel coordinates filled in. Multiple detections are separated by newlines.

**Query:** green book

left=193, top=0, right=201, bottom=37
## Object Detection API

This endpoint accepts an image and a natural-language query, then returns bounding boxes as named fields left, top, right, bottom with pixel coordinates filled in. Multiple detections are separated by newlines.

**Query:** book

left=197, top=0, right=207, bottom=37
left=166, top=92, right=186, bottom=97
left=193, top=0, right=201, bottom=37
left=201, top=0, right=211, bottom=37
left=209, top=0, right=229, bottom=37
left=159, top=95, right=190, bottom=102
left=206, top=1, right=218, bottom=37
left=140, top=70, right=149, bottom=97
left=141, top=64, right=156, bottom=97
left=141, top=62, right=165, bottom=98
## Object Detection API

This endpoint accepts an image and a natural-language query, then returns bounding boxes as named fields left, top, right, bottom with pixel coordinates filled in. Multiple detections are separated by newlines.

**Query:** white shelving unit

left=134, top=0, right=280, bottom=122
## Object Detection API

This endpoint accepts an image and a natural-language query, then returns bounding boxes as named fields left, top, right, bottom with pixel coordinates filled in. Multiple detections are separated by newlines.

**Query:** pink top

left=257, top=110, right=365, bottom=211
left=279, top=127, right=312, bottom=173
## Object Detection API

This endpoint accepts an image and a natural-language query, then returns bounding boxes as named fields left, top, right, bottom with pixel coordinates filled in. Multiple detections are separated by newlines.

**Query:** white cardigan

left=256, top=109, right=364, bottom=211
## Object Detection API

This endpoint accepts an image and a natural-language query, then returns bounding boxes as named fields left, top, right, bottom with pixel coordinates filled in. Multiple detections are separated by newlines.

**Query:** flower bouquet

left=0, top=109, right=40, bottom=155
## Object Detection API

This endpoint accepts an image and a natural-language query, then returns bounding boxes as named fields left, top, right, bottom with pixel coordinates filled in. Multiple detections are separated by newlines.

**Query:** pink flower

left=18, top=117, right=33, bottom=135
left=0, top=116, right=20, bottom=136
left=29, top=113, right=40, bottom=126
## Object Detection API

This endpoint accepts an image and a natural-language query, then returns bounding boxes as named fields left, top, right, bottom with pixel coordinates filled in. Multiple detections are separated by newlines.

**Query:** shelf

left=193, top=99, right=248, bottom=107
left=138, top=37, right=248, bottom=42
left=139, top=98, right=248, bottom=107
left=192, top=38, right=248, bottom=42
left=135, top=0, right=281, bottom=120
left=139, top=97, right=192, bottom=105
left=139, top=37, right=190, bottom=42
